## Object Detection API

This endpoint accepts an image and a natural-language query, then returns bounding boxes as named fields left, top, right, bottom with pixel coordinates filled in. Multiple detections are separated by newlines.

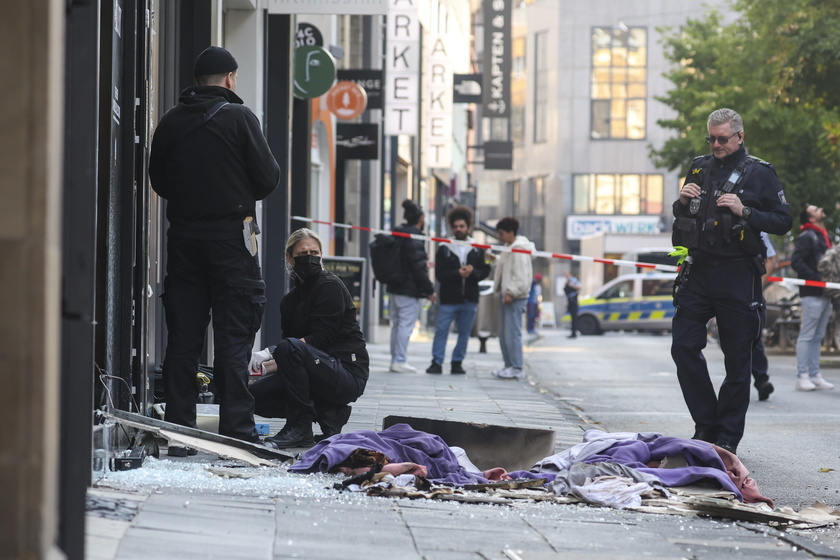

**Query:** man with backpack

left=426, top=206, right=490, bottom=374
left=381, top=200, right=436, bottom=373
left=792, top=203, right=834, bottom=392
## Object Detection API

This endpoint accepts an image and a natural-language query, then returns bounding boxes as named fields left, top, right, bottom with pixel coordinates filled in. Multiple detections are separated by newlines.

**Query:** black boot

left=315, top=404, right=352, bottom=441
left=450, top=361, right=466, bottom=374
left=265, top=422, right=315, bottom=448
left=426, top=361, right=443, bottom=374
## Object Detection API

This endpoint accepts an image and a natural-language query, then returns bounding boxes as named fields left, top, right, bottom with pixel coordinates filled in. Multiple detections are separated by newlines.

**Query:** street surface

left=524, top=327, right=840, bottom=550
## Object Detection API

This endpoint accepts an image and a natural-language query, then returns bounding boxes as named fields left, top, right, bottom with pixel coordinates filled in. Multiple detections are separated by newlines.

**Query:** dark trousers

left=567, top=297, right=579, bottom=335
left=671, top=259, right=763, bottom=445
left=162, top=237, right=266, bottom=442
left=249, top=338, right=366, bottom=424
left=752, top=312, right=769, bottom=387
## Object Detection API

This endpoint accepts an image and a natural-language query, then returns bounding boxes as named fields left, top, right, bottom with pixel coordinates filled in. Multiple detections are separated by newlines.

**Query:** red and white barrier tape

left=292, top=216, right=840, bottom=291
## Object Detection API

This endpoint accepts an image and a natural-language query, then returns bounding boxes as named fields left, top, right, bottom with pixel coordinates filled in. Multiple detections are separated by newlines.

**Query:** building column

left=0, top=0, right=65, bottom=559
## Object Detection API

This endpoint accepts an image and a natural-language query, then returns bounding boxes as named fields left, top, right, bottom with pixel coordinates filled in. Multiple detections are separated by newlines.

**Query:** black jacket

left=434, top=242, right=491, bottom=304
left=792, top=228, right=829, bottom=297
left=386, top=224, right=435, bottom=298
left=279, top=270, right=369, bottom=379
left=673, top=145, right=792, bottom=259
left=149, top=86, right=280, bottom=240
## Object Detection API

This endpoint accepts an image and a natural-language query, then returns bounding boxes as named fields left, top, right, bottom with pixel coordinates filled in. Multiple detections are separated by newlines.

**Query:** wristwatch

left=742, top=206, right=752, bottom=221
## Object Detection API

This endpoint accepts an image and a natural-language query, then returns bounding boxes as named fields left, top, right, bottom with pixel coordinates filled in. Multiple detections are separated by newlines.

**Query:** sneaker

left=491, top=366, right=511, bottom=378
left=494, top=367, right=525, bottom=380
left=756, top=381, right=774, bottom=401
left=812, top=374, right=834, bottom=390
left=390, top=361, right=417, bottom=373
left=796, top=375, right=817, bottom=391
left=265, top=423, right=315, bottom=448
left=167, top=445, right=198, bottom=457
left=450, top=361, right=466, bottom=374
left=425, top=361, right=443, bottom=374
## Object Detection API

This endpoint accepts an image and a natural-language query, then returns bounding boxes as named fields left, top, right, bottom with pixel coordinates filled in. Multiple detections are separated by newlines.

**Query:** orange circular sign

left=326, top=81, right=368, bottom=120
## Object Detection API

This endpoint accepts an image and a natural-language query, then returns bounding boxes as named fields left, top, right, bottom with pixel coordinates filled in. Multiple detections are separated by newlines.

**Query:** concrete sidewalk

left=86, top=329, right=837, bottom=560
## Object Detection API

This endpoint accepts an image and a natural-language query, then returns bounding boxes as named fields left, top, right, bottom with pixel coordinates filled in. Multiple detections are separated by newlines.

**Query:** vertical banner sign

left=385, top=0, right=420, bottom=136
left=482, top=0, right=511, bottom=118
left=424, top=10, right=453, bottom=168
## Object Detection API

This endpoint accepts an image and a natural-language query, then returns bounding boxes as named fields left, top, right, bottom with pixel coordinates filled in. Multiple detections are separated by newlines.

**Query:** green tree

left=650, top=2, right=840, bottom=230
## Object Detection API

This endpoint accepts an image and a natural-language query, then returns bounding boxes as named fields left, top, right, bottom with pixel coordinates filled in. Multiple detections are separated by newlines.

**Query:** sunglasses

left=705, top=132, right=739, bottom=144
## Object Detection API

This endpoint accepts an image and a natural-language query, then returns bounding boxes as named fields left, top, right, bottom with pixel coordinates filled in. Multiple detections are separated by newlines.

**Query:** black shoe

left=757, top=381, right=774, bottom=401
left=715, top=440, right=738, bottom=455
left=568, top=334, right=577, bottom=339
left=167, top=445, right=198, bottom=457
left=316, top=404, right=352, bottom=441
left=691, top=429, right=716, bottom=443
left=450, top=361, right=466, bottom=374
left=265, top=423, right=315, bottom=449
left=426, top=361, right=443, bottom=374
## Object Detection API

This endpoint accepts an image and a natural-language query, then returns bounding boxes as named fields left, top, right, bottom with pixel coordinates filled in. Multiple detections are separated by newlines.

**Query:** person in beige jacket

left=491, top=217, right=535, bottom=379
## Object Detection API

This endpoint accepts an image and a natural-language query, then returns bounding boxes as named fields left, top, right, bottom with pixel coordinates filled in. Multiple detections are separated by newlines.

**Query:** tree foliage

left=650, top=1, right=840, bottom=230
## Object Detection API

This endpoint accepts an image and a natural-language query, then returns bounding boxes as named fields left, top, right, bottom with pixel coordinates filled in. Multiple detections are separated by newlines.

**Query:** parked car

left=573, top=272, right=677, bottom=335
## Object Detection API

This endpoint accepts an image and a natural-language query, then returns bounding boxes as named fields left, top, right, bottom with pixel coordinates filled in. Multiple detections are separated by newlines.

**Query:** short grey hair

left=285, top=228, right=323, bottom=256
left=707, top=108, right=743, bottom=133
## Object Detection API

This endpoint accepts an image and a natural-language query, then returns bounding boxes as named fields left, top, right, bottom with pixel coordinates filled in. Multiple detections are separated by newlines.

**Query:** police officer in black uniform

left=149, top=46, right=280, bottom=450
left=671, top=108, right=791, bottom=455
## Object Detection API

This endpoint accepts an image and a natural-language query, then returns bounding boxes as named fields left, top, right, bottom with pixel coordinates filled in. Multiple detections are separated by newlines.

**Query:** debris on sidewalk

left=103, top=409, right=293, bottom=466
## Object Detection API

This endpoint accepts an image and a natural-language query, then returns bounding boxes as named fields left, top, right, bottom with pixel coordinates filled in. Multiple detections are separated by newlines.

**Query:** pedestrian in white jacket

left=492, top=217, right=535, bottom=379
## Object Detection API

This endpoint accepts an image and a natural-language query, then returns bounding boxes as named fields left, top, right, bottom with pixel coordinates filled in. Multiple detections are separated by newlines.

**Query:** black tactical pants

left=671, top=258, right=763, bottom=446
left=249, top=338, right=366, bottom=425
left=162, top=236, right=266, bottom=442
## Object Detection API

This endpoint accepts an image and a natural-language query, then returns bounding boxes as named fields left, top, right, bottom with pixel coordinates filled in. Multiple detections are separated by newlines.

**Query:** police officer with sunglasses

left=671, top=108, right=792, bottom=455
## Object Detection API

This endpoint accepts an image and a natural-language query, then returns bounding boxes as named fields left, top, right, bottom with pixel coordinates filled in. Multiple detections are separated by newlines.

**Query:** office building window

left=534, top=31, right=548, bottom=143
left=591, top=26, right=647, bottom=139
left=573, top=173, right=663, bottom=215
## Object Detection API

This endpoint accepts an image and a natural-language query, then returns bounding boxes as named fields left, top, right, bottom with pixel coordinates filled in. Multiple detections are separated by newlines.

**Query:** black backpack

left=369, top=232, right=406, bottom=285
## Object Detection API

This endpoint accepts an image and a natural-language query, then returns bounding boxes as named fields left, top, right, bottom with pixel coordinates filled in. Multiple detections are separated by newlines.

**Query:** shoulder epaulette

left=746, top=155, right=773, bottom=168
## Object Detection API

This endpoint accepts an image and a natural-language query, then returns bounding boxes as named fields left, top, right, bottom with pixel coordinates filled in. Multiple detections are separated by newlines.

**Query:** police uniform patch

left=778, top=190, right=788, bottom=205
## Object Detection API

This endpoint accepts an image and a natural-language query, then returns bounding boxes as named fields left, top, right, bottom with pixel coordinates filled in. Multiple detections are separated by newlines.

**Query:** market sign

left=424, top=22, right=453, bottom=168
left=384, top=0, right=419, bottom=136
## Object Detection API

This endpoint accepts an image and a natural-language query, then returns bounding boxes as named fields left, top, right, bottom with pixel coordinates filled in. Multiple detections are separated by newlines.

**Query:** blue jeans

left=499, top=297, right=527, bottom=369
left=389, top=294, right=421, bottom=363
left=432, top=302, right=478, bottom=364
left=796, top=295, right=832, bottom=377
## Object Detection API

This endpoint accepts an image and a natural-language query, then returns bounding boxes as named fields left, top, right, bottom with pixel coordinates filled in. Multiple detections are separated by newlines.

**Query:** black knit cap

left=194, top=46, right=238, bottom=76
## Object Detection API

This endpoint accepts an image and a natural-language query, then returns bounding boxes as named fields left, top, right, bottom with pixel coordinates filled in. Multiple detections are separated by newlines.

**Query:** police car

left=574, top=272, right=677, bottom=335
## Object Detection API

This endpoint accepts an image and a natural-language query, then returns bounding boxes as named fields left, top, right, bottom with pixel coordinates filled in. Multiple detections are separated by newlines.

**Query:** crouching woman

left=249, top=228, right=369, bottom=448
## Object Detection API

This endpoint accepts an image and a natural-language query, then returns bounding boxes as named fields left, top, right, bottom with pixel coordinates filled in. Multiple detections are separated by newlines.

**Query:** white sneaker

left=491, top=366, right=511, bottom=378
left=493, top=367, right=525, bottom=379
left=812, top=374, right=835, bottom=390
left=389, top=361, right=417, bottom=373
left=795, top=375, right=816, bottom=391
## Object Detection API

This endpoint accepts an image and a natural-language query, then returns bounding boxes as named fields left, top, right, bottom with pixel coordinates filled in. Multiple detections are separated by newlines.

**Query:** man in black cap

left=149, top=46, right=280, bottom=452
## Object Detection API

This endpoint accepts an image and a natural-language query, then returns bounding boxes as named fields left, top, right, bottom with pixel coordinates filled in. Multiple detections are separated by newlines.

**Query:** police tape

left=291, top=215, right=840, bottom=291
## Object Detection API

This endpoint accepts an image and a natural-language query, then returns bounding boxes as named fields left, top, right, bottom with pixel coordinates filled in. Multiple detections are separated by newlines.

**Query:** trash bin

left=472, top=280, right=498, bottom=353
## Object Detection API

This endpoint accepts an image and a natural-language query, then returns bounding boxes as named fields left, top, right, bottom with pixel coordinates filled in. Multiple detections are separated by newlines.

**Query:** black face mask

left=293, top=254, right=322, bottom=281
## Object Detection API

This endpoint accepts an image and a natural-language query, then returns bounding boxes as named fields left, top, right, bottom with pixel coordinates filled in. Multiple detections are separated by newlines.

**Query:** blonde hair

left=285, top=228, right=323, bottom=257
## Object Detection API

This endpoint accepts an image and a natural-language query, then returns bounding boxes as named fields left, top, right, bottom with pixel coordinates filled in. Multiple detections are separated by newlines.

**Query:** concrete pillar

left=0, top=0, right=65, bottom=558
